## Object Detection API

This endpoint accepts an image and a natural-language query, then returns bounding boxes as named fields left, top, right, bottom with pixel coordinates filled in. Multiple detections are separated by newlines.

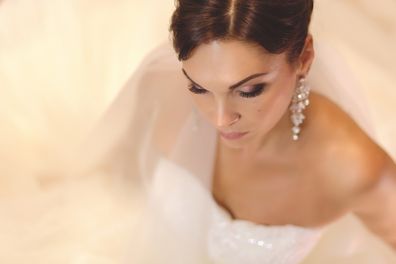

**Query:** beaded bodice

left=151, top=157, right=324, bottom=264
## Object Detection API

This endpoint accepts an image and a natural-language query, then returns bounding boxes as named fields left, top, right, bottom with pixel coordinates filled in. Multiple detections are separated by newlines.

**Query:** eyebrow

left=181, top=69, right=269, bottom=90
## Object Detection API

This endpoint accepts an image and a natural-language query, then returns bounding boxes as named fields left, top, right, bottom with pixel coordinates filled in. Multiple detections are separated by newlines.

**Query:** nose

left=215, top=100, right=241, bottom=128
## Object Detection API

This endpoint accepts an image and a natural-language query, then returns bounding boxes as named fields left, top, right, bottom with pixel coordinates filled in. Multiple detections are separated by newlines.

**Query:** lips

left=219, top=131, right=249, bottom=140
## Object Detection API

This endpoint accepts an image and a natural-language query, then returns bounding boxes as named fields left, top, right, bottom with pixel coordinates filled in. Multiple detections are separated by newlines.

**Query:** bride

left=1, top=0, right=396, bottom=263
left=75, top=0, right=395, bottom=263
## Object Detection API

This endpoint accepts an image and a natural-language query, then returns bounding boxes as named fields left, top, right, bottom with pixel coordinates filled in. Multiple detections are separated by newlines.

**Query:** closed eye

left=187, top=82, right=267, bottom=98
left=188, top=83, right=208, bottom=94
left=239, top=83, right=266, bottom=98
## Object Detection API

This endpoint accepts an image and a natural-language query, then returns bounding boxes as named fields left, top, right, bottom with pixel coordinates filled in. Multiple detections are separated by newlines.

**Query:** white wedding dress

left=1, top=1, right=396, bottom=263
left=88, top=40, right=395, bottom=264
left=146, top=116, right=325, bottom=264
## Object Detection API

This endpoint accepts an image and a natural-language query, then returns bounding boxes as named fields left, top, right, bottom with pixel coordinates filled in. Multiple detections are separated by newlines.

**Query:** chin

left=220, top=139, right=245, bottom=150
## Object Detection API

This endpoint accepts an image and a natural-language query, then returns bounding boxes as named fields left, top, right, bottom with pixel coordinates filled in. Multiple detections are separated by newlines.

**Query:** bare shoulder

left=306, top=92, right=388, bottom=201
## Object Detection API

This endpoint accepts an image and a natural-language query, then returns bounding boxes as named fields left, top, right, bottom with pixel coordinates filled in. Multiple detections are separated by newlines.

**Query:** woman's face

left=182, top=39, right=313, bottom=150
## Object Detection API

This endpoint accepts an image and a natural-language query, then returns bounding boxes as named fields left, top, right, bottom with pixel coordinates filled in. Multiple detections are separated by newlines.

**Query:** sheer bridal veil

left=70, top=35, right=396, bottom=264
left=55, top=1, right=396, bottom=263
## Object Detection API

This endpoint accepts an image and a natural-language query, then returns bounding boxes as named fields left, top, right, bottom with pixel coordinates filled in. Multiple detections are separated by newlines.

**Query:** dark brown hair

left=169, top=0, right=314, bottom=63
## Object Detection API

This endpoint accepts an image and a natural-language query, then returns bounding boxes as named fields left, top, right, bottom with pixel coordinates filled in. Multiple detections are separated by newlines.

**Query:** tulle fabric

left=0, top=0, right=396, bottom=263
left=76, top=39, right=396, bottom=264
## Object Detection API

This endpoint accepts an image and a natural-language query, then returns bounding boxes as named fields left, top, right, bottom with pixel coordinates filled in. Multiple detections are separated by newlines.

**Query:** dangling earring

left=289, top=77, right=311, bottom=141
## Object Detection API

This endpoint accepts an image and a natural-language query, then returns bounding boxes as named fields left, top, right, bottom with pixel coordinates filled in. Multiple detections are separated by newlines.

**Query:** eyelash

left=187, top=83, right=266, bottom=98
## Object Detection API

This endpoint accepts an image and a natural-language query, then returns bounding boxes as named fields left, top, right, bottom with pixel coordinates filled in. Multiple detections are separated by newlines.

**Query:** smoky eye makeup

left=187, top=83, right=208, bottom=94
left=187, top=82, right=267, bottom=98
left=238, top=83, right=267, bottom=98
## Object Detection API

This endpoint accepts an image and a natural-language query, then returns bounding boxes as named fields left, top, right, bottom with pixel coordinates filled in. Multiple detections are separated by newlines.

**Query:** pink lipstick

left=220, top=131, right=249, bottom=140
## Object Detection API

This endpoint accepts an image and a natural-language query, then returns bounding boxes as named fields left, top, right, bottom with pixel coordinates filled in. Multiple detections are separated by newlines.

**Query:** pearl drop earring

left=289, top=77, right=311, bottom=141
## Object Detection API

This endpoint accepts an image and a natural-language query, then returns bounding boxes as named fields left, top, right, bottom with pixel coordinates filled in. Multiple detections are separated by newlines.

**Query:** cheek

left=189, top=95, right=217, bottom=123
left=252, top=80, right=295, bottom=128
left=191, top=95, right=212, bottom=114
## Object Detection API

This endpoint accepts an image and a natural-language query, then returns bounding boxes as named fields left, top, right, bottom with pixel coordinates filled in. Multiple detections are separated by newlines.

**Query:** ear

left=296, top=34, right=315, bottom=77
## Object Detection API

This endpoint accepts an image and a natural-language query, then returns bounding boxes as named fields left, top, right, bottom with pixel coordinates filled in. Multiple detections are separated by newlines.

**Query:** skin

left=182, top=39, right=302, bottom=156
left=181, top=36, right=396, bottom=250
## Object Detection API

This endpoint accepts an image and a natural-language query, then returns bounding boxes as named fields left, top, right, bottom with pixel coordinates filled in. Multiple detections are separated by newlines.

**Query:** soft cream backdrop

left=0, top=0, right=395, bottom=263
left=0, top=0, right=174, bottom=194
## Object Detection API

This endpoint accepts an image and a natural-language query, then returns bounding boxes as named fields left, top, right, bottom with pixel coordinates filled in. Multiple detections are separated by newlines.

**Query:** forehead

left=182, top=40, right=286, bottom=81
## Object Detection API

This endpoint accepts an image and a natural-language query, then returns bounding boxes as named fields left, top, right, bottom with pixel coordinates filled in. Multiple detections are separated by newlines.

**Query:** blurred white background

left=0, top=0, right=395, bottom=193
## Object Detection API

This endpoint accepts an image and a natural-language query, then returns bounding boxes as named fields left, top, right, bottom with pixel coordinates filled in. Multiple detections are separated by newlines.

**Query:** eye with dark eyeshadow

left=188, top=83, right=208, bottom=94
left=187, top=82, right=267, bottom=98
left=239, top=83, right=266, bottom=98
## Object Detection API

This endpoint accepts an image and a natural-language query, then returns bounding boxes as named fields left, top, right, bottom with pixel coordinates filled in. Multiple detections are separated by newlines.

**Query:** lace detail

left=207, top=200, right=325, bottom=264
left=152, top=157, right=325, bottom=264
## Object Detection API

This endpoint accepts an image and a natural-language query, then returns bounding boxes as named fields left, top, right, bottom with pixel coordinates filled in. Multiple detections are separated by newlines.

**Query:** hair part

left=169, top=0, right=314, bottom=63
